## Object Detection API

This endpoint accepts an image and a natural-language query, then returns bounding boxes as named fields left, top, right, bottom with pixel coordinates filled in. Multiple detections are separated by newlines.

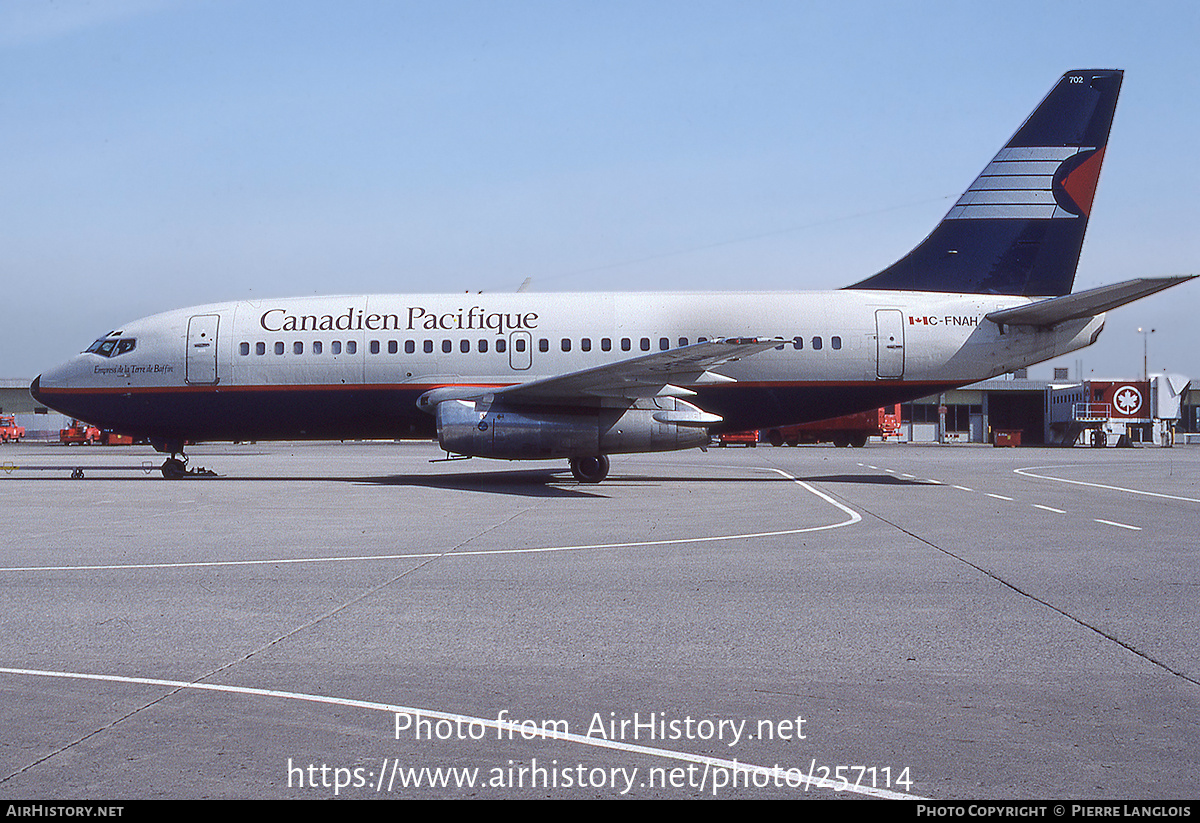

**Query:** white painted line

left=900, top=473, right=916, bottom=479
left=0, top=468, right=862, bottom=573
left=1031, top=504, right=1066, bottom=514
left=0, top=666, right=924, bottom=800
left=986, top=493, right=1014, bottom=501
left=1094, top=519, right=1142, bottom=531
left=1015, top=466, right=1200, bottom=503
left=952, top=485, right=973, bottom=492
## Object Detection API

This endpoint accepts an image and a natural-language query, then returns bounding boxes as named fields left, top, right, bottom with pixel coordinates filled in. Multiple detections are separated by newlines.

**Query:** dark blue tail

left=847, top=70, right=1123, bottom=297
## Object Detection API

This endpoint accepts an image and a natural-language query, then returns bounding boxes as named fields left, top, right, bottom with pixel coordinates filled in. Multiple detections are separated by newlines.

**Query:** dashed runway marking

left=856, top=462, right=1155, bottom=531
left=1094, top=519, right=1142, bottom=531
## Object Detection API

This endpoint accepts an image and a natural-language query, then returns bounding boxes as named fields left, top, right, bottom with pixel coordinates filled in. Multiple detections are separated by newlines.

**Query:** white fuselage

left=34, top=289, right=1104, bottom=451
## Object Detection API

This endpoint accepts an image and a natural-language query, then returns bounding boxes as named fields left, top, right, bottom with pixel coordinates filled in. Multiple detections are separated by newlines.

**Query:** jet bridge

left=1046, top=374, right=1191, bottom=446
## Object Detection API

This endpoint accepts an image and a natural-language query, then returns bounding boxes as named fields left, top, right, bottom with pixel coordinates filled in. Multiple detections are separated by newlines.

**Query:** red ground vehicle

left=60, top=420, right=101, bottom=445
left=716, top=430, right=759, bottom=447
left=0, top=415, right=24, bottom=443
left=762, top=405, right=902, bottom=448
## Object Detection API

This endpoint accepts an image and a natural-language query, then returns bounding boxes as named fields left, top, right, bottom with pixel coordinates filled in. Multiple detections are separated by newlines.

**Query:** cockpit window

left=85, top=337, right=136, bottom=357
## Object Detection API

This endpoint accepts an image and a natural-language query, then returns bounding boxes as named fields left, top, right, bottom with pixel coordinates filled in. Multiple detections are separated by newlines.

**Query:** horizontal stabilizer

left=985, top=276, right=1197, bottom=327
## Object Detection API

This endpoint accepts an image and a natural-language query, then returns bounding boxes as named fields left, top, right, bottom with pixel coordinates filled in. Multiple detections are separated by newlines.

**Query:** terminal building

left=898, top=370, right=1195, bottom=446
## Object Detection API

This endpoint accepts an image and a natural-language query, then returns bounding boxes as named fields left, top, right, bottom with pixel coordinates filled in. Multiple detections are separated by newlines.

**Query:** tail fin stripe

left=948, top=145, right=1094, bottom=221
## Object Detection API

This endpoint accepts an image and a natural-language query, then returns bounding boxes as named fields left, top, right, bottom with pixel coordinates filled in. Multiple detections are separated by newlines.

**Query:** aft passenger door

left=875, top=309, right=905, bottom=379
left=186, top=314, right=220, bottom=385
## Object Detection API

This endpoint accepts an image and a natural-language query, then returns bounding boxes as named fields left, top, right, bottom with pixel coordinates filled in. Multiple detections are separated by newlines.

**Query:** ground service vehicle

left=764, top=405, right=901, bottom=447
left=60, top=420, right=101, bottom=445
left=716, top=430, right=759, bottom=447
left=0, top=415, right=24, bottom=443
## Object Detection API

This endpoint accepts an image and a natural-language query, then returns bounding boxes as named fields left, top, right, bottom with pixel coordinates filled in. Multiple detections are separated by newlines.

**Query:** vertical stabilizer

left=847, top=70, right=1123, bottom=296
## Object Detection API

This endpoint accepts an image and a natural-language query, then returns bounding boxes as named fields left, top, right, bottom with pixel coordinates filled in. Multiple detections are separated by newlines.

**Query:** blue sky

left=3, top=0, right=1197, bottom=381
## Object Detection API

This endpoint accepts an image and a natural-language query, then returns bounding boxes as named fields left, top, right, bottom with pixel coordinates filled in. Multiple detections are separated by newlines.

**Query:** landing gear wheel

left=569, top=455, right=610, bottom=483
left=161, top=457, right=187, bottom=479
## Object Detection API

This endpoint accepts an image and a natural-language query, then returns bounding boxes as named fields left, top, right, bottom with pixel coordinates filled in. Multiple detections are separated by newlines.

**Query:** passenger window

left=621, top=338, right=631, bottom=351
left=388, top=340, right=397, bottom=354
left=442, top=340, right=452, bottom=353
left=424, top=340, right=433, bottom=353
left=256, top=342, right=266, bottom=356
left=515, top=338, right=526, bottom=352
left=460, top=339, right=470, bottom=353
left=640, top=338, right=650, bottom=351
left=239, top=342, right=250, bottom=356
left=478, top=339, right=488, bottom=353
left=313, top=341, right=322, bottom=355
left=347, top=341, right=357, bottom=354
left=275, top=342, right=285, bottom=355
left=678, top=338, right=688, bottom=347
left=793, top=337, right=803, bottom=350
left=601, top=338, right=612, bottom=352
left=294, top=342, right=304, bottom=355
left=561, top=338, right=571, bottom=352
left=405, top=340, right=415, bottom=354
left=539, top=338, right=549, bottom=353
left=332, top=341, right=342, bottom=355
left=581, top=338, right=591, bottom=352
left=659, top=338, right=669, bottom=351
left=496, top=338, right=507, bottom=353
left=831, top=336, right=842, bottom=350
left=370, top=340, right=380, bottom=354
left=812, top=337, right=822, bottom=350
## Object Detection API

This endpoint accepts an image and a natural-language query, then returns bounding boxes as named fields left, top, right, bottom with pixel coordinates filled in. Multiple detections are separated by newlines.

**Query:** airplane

left=30, top=69, right=1195, bottom=482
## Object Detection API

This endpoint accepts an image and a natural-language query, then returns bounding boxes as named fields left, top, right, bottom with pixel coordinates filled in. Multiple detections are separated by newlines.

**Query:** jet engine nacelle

left=434, top=397, right=714, bottom=459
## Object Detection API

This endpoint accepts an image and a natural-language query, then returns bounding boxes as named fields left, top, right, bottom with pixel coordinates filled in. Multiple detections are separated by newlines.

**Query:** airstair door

left=186, top=314, right=220, bottom=385
left=876, top=309, right=905, bottom=379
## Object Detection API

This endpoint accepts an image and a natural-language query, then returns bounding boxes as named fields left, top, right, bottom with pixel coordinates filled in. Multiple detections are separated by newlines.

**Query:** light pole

left=1137, top=327, right=1155, bottom=381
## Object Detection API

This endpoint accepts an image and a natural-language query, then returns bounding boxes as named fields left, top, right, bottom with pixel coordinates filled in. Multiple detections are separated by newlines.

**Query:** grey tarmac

left=0, top=440, right=1196, bottom=799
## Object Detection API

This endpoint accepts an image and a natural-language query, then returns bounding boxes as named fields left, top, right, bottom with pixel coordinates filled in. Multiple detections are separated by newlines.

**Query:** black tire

left=161, top=458, right=187, bottom=479
left=767, top=430, right=784, bottom=448
left=569, top=455, right=610, bottom=483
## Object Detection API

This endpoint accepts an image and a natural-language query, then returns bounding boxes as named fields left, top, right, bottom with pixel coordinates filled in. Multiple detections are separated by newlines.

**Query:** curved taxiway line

left=0, top=665, right=922, bottom=799
left=0, top=468, right=861, bottom=573
left=1014, top=465, right=1200, bottom=503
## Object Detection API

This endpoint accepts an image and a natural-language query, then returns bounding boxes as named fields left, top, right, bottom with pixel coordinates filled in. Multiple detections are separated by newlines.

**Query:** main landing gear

left=159, top=452, right=216, bottom=479
left=569, top=455, right=610, bottom=483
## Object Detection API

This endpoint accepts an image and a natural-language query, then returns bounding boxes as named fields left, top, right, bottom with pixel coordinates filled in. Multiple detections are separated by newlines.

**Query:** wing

left=416, top=337, right=783, bottom=413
